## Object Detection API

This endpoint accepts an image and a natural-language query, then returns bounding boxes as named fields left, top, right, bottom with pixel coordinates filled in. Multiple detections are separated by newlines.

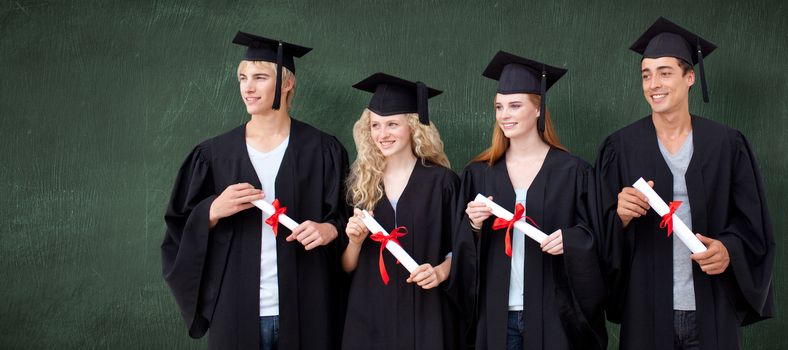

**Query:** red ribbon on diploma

left=659, top=201, right=682, bottom=237
left=264, top=199, right=287, bottom=237
left=370, top=227, right=408, bottom=285
left=492, top=203, right=539, bottom=257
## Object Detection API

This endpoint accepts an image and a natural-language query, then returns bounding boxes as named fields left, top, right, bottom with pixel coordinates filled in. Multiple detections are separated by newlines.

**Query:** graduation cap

left=232, top=31, right=312, bottom=110
left=482, top=51, right=568, bottom=133
left=352, top=72, right=443, bottom=125
left=629, top=17, right=717, bottom=102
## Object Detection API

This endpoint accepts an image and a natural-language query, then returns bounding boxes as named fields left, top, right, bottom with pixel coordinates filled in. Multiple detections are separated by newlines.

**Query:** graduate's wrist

left=346, top=240, right=364, bottom=249
left=340, top=253, right=359, bottom=273
left=208, top=203, right=224, bottom=223
left=435, top=267, right=448, bottom=284
left=436, top=260, right=451, bottom=283
left=208, top=208, right=220, bottom=228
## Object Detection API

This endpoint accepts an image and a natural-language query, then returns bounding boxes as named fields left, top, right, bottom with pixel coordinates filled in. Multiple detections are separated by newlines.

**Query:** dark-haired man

left=595, top=17, right=775, bottom=350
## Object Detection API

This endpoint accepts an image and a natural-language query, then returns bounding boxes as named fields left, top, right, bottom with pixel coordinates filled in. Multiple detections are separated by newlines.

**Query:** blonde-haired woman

left=341, top=73, right=461, bottom=350
left=454, top=52, right=607, bottom=350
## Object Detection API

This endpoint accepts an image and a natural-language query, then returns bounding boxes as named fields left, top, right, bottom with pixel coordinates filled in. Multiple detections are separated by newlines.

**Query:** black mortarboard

left=482, top=51, right=567, bottom=133
left=352, top=73, right=443, bottom=125
left=629, top=17, right=717, bottom=102
left=232, top=31, right=312, bottom=110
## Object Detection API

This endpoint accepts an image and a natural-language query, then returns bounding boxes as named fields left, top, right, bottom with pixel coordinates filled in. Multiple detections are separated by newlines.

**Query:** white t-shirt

left=508, top=188, right=528, bottom=311
left=247, top=137, right=289, bottom=316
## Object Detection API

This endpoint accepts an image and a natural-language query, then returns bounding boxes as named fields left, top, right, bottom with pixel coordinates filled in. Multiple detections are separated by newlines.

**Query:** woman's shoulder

left=420, top=160, right=460, bottom=183
left=462, top=159, right=492, bottom=173
left=549, top=148, right=592, bottom=172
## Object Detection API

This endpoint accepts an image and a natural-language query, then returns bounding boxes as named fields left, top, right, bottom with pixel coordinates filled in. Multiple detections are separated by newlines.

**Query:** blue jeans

left=260, top=316, right=279, bottom=350
left=506, top=311, right=524, bottom=350
left=674, top=310, right=699, bottom=350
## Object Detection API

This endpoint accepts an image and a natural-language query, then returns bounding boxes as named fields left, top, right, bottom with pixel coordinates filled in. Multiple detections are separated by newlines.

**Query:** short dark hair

left=677, top=58, right=693, bottom=76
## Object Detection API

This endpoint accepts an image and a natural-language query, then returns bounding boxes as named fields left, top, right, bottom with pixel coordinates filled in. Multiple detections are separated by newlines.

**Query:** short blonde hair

left=347, top=109, right=450, bottom=211
left=237, top=60, right=297, bottom=108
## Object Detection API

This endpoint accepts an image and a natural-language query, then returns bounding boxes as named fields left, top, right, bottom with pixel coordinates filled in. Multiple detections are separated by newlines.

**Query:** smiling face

left=494, top=93, right=539, bottom=140
left=237, top=61, right=293, bottom=115
left=369, top=112, right=413, bottom=159
left=641, top=56, right=694, bottom=116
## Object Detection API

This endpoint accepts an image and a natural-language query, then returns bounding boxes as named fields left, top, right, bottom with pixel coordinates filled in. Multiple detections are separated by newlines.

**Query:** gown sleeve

left=593, top=135, right=632, bottom=323
left=161, top=144, right=228, bottom=339
left=716, top=131, right=775, bottom=324
left=444, top=165, right=480, bottom=325
left=559, top=163, right=608, bottom=350
left=440, top=170, right=461, bottom=259
left=320, top=135, right=351, bottom=236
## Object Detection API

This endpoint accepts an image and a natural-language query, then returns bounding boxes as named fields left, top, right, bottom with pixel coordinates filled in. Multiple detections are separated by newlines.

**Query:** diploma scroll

left=474, top=194, right=548, bottom=244
left=360, top=210, right=419, bottom=272
left=252, top=199, right=299, bottom=231
left=632, top=178, right=707, bottom=253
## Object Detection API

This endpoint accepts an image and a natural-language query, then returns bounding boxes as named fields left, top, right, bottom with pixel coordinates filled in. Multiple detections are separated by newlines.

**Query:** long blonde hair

left=347, top=109, right=450, bottom=211
left=472, top=94, right=566, bottom=166
left=237, top=60, right=297, bottom=108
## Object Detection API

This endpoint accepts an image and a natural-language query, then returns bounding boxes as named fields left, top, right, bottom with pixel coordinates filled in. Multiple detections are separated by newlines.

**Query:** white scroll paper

left=252, top=199, right=299, bottom=231
left=359, top=210, right=419, bottom=272
left=474, top=194, right=548, bottom=244
left=632, top=178, right=707, bottom=253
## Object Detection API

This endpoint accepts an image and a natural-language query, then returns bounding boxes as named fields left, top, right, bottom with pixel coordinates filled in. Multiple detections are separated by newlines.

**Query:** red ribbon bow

left=264, top=199, right=287, bottom=237
left=491, top=203, right=539, bottom=257
left=659, top=201, right=682, bottom=237
left=369, top=227, right=408, bottom=285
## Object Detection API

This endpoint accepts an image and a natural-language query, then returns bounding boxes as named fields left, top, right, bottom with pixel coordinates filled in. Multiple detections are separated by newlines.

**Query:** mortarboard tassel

left=272, top=42, right=284, bottom=110
left=416, top=81, right=429, bottom=125
left=538, top=69, right=546, bottom=133
left=697, top=42, right=709, bottom=103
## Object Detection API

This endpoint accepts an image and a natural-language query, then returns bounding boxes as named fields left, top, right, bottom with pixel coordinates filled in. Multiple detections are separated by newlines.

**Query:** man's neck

left=248, top=109, right=290, bottom=136
left=652, top=109, right=692, bottom=140
left=246, top=109, right=291, bottom=152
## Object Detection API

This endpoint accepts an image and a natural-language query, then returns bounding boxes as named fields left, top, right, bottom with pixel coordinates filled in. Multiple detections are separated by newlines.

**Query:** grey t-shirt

left=658, top=132, right=696, bottom=311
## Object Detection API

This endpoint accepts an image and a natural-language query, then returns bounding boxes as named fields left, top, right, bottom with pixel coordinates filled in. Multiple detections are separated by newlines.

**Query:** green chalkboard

left=1, top=0, right=784, bottom=348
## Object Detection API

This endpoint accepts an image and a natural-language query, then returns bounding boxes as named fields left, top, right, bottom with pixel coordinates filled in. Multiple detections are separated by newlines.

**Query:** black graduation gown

left=454, top=148, right=607, bottom=350
left=161, top=119, right=350, bottom=350
left=342, top=161, right=462, bottom=350
left=595, top=115, right=775, bottom=350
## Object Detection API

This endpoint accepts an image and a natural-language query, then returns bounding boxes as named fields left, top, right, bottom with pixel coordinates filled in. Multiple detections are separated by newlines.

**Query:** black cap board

left=232, top=31, right=312, bottom=110
left=629, top=17, right=717, bottom=102
left=353, top=72, right=442, bottom=125
left=482, top=51, right=567, bottom=133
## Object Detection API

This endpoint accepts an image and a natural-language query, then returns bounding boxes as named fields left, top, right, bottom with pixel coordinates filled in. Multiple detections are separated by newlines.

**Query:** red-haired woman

left=451, top=51, right=606, bottom=350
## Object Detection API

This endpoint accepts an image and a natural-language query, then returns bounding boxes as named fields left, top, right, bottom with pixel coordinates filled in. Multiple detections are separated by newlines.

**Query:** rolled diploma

left=360, top=210, right=419, bottom=272
left=474, top=194, right=548, bottom=244
left=252, top=199, right=299, bottom=231
left=632, top=178, right=707, bottom=253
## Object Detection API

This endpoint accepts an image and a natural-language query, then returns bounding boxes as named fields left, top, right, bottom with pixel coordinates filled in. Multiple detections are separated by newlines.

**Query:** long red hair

left=472, top=94, right=566, bottom=166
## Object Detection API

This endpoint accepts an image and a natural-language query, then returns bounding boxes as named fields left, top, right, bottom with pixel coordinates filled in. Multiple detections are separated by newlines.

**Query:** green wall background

left=1, top=0, right=785, bottom=348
